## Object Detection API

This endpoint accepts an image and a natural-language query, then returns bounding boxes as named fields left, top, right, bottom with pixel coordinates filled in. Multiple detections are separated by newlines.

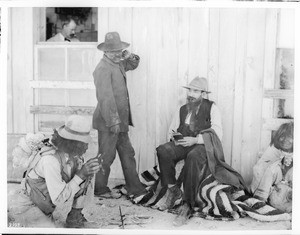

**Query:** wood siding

left=7, top=7, right=295, bottom=183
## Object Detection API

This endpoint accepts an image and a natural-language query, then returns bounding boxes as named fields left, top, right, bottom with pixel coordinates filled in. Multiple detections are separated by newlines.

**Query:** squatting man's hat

left=57, top=115, right=92, bottom=144
left=183, top=76, right=211, bottom=93
left=97, top=32, right=130, bottom=52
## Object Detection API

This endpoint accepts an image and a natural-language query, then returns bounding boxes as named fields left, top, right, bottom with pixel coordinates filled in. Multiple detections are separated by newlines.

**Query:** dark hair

left=62, top=17, right=76, bottom=28
left=271, top=121, right=294, bottom=152
left=51, top=129, right=88, bottom=157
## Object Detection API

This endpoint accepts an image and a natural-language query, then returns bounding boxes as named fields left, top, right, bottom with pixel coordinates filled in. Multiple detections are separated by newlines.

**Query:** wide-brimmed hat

left=183, top=76, right=211, bottom=93
left=57, top=115, right=92, bottom=144
left=97, top=32, right=130, bottom=52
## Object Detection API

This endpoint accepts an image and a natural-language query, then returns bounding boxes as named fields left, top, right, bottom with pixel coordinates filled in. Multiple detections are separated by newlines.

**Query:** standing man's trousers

left=94, top=131, right=145, bottom=196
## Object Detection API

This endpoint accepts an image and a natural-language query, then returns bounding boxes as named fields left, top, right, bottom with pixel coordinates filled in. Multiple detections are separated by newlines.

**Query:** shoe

left=65, top=208, right=98, bottom=228
left=157, top=185, right=182, bottom=211
left=144, top=181, right=162, bottom=207
left=95, top=190, right=122, bottom=199
left=173, top=203, right=192, bottom=227
left=149, top=186, right=168, bottom=208
left=130, top=189, right=149, bottom=204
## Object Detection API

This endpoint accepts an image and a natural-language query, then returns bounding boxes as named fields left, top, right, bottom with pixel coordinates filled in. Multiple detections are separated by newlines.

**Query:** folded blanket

left=196, top=174, right=291, bottom=222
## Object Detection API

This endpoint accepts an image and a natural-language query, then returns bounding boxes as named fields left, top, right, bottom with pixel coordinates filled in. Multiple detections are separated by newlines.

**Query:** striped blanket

left=194, top=174, right=291, bottom=222
left=121, top=167, right=291, bottom=222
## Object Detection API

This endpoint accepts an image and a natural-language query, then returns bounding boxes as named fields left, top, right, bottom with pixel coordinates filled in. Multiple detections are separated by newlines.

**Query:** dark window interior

left=46, top=7, right=98, bottom=42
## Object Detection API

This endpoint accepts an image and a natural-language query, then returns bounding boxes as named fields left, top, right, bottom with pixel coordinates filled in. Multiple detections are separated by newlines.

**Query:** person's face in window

left=63, top=20, right=77, bottom=39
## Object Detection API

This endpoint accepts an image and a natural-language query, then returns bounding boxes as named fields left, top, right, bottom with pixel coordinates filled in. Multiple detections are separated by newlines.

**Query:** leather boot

left=65, top=208, right=98, bottom=228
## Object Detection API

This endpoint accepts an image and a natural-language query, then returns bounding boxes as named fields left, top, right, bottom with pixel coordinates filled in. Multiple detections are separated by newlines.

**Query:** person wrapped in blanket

left=250, top=121, right=293, bottom=213
left=152, top=77, right=247, bottom=226
left=8, top=115, right=100, bottom=228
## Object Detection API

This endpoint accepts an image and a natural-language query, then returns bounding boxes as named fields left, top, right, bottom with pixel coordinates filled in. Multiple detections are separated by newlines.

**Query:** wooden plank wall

left=8, top=7, right=293, bottom=183
left=8, top=8, right=34, bottom=134
left=96, top=7, right=278, bottom=183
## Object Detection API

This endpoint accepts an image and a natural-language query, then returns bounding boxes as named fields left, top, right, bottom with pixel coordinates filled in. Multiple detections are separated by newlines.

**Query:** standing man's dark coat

left=92, top=54, right=138, bottom=132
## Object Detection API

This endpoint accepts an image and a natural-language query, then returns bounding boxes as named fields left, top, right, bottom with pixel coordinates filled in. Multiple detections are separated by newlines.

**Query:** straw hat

left=57, top=115, right=92, bottom=144
left=183, top=76, right=211, bottom=93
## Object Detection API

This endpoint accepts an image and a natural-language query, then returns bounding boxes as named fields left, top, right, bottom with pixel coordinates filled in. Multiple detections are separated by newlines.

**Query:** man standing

left=93, top=32, right=146, bottom=200
left=47, top=18, right=79, bottom=42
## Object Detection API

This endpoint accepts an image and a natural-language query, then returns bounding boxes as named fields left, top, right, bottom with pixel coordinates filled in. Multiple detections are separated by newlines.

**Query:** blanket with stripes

left=194, top=174, right=291, bottom=222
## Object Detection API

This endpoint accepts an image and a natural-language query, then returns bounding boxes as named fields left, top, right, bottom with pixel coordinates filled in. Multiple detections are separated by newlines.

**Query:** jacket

left=202, top=128, right=248, bottom=191
left=92, top=54, right=140, bottom=132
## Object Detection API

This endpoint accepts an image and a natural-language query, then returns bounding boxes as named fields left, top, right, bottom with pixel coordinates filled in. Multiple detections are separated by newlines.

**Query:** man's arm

left=94, top=67, right=121, bottom=127
left=41, top=155, right=83, bottom=206
left=121, top=53, right=140, bottom=72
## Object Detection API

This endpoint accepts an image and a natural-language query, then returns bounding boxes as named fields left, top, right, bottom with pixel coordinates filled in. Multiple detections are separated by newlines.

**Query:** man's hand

left=76, top=158, right=100, bottom=180
left=122, top=50, right=132, bottom=60
left=176, top=137, right=198, bottom=147
left=110, top=124, right=120, bottom=135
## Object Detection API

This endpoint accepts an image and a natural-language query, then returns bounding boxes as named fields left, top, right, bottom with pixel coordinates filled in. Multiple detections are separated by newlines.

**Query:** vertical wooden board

left=145, top=8, right=160, bottom=168
left=162, top=8, right=180, bottom=142
left=107, top=8, right=132, bottom=48
left=130, top=7, right=151, bottom=173
left=11, top=8, right=34, bottom=133
left=277, top=9, right=295, bottom=49
left=155, top=8, right=180, bottom=147
left=207, top=8, right=220, bottom=103
left=188, top=8, right=209, bottom=80
left=217, top=9, right=238, bottom=165
left=97, top=7, right=109, bottom=44
left=240, top=9, right=266, bottom=184
left=231, top=9, right=248, bottom=173
left=177, top=8, right=191, bottom=107
left=7, top=9, right=13, bottom=133
left=261, top=9, right=278, bottom=153
left=33, top=8, right=46, bottom=43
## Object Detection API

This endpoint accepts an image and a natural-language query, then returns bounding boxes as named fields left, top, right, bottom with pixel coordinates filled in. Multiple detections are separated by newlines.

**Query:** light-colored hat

left=183, top=76, right=211, bottom=93
left=57, top=115, right=92, bottom=144
left=97, top=32, right=130, bottom=52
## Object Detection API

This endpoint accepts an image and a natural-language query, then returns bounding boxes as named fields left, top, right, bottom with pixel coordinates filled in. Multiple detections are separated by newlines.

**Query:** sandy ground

left=7, top=180, right=292, bottom=232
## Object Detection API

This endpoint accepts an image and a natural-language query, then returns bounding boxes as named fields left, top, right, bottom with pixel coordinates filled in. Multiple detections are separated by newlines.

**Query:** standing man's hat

left=97, top=32, right=130, bottom=52
left=183, top=76, right=211, bottom=93
left=57, top=115, right=92, bottom=143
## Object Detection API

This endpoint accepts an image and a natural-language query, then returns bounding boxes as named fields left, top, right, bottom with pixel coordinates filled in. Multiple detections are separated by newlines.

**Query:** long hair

left=51, top=129, right=88, bottom=157
left=271, top=121, right=294, bottom=153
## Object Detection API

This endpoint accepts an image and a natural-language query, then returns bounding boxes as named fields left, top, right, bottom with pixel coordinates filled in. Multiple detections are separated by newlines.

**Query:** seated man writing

left=154, top=76, right=247, bottom=226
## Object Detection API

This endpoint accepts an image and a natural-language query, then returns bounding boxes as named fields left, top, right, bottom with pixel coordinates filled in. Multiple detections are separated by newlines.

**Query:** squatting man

left=8, top=115, right=100, bottom=228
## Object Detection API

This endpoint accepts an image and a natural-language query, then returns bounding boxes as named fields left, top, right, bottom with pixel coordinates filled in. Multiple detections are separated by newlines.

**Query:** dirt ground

left=7, top=179, right=292, bottom=232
